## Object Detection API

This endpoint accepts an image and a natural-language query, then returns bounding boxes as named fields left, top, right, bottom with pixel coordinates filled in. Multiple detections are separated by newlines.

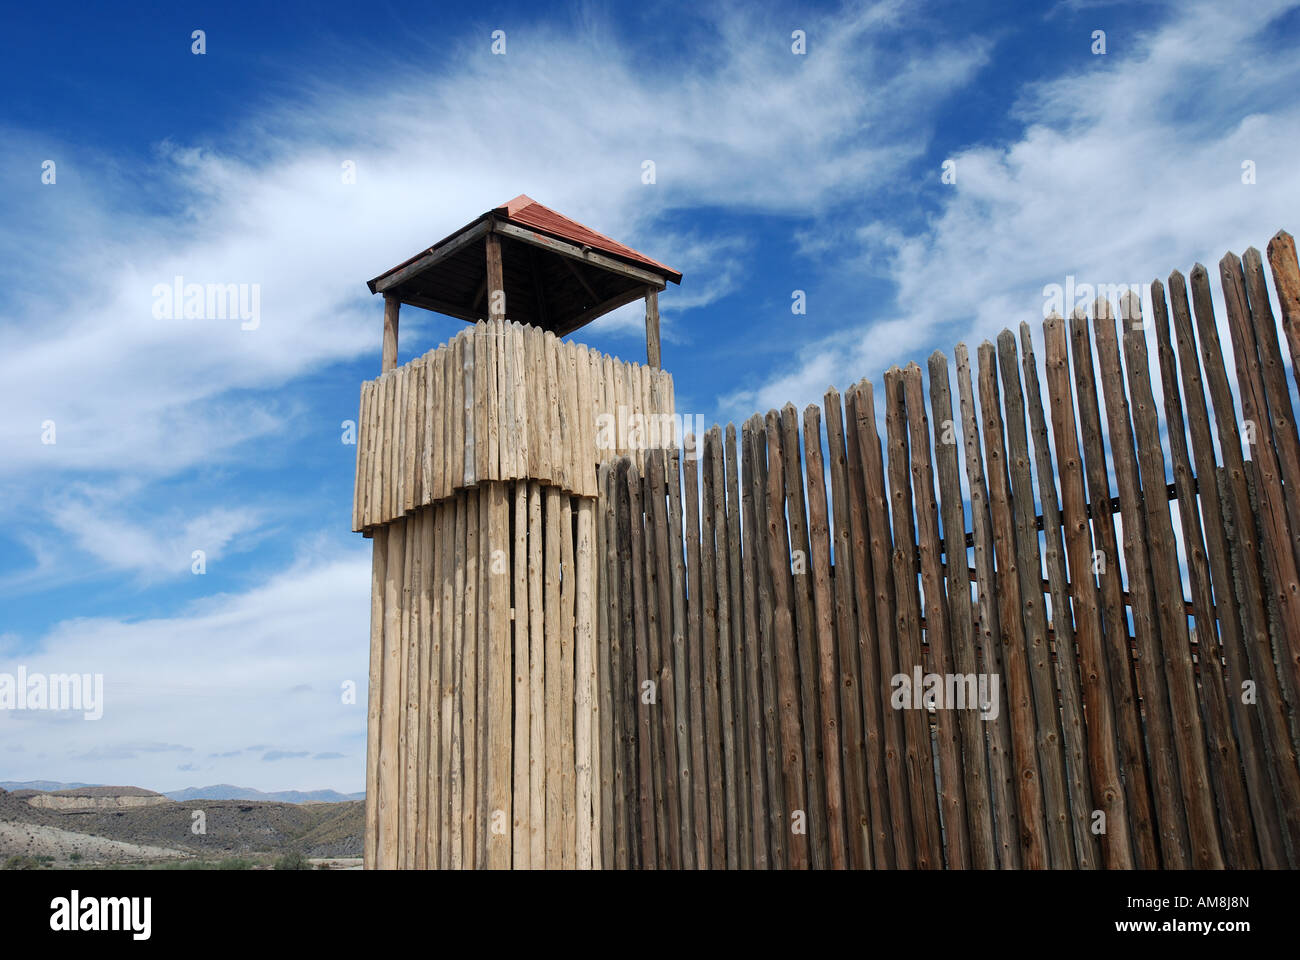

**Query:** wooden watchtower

left=352, top=196, right=681, bottom=869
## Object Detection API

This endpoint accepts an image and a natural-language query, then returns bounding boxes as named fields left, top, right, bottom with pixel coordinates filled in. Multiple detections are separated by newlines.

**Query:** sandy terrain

left=0, top=819, right=187, bottom=864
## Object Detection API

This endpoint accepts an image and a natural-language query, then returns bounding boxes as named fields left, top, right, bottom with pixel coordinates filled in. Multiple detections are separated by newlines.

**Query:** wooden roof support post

left=486, top=231, right=506, bottom=321
left=645, top=288, right=661, bottom=369
left=527, top=244, right=548, bottom=328
left=382, top=294, right=400, bottom=373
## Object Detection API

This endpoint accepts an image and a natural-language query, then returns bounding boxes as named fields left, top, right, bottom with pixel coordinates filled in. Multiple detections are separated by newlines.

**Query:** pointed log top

left=1119, top=289, right=1142, bottom=321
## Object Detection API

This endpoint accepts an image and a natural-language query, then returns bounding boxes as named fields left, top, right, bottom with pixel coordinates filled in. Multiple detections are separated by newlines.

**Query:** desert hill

left=0, top=785, right=363, bottom=868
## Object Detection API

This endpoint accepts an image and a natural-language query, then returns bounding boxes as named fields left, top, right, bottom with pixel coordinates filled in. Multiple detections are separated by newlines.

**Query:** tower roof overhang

left=366, top=195, right=682, bottom=336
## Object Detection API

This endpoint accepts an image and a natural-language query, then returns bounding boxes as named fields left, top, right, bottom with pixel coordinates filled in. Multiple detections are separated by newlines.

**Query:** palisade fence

left=597, top=234, right=1300, bottom=870
left=357, top=231, right=1300, bottom=869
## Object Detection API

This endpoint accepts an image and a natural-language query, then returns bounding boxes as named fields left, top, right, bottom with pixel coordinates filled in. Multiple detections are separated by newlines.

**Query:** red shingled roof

left=493, top=195, right=681, bottom=282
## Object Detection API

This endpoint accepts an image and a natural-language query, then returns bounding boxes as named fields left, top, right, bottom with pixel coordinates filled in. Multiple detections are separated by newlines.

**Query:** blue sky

left=1, top=0, right=1297, bottom=793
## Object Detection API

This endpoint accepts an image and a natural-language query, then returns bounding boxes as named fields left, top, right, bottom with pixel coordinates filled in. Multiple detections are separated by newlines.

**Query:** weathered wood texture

left=361, top=230, right=1300, bottom=869
left=362, top=482, right=599, bottom=869
left=355, top=318, right=676, bottom=526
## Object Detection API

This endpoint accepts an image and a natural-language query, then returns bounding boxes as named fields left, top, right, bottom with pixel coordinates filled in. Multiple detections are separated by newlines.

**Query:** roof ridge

left=499, top=194, right=535, bottom=217
left=496, top=196, right=679, bottom=279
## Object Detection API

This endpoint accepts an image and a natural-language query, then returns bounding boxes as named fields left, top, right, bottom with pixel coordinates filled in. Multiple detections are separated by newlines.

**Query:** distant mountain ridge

left=0, top=781, right=95, bottom=792
left=164, top=784, right=364, bottom=804
left=1, top=781, right=363, bottom=804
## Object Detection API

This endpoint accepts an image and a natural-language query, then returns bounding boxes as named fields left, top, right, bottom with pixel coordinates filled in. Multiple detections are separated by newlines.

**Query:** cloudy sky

left=2, top=0, right=1297, bottom=793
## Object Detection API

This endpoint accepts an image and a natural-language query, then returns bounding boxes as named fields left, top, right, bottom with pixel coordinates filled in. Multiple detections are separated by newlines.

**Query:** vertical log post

left=383, top=294, right=400, bottom=373
left=487, top=232, right=506, bottom=322
left=645, top=289, right=661, bottom=369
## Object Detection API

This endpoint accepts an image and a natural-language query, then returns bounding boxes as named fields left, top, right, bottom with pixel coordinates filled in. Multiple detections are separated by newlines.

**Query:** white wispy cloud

left=47, top=492, right=263, bottom=583
left=730, top=0, right=1300, bottom=418
left=0, top=546, right=372, bottom=792
left=0, top=1, right=986, bottom=486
